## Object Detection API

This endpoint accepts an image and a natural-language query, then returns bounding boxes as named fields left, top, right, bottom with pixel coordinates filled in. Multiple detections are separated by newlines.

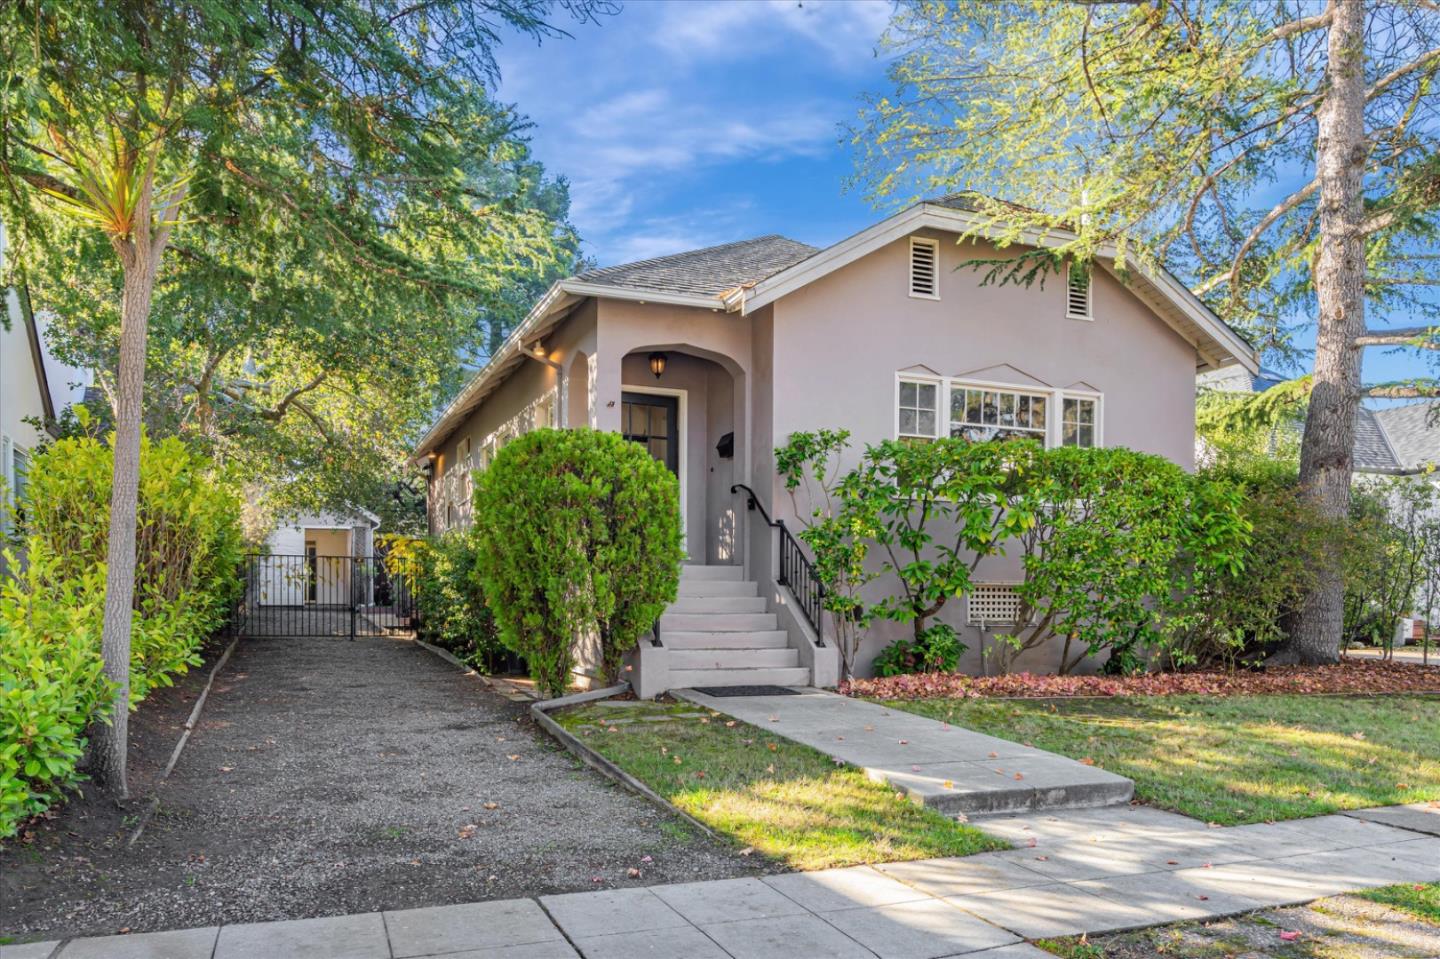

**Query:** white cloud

left=655, top=0, right=891, bottom=68
left=562, top=86, right=837, bottom=243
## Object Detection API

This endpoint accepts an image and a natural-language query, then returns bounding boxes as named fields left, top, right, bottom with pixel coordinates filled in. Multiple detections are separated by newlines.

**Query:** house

left=414, top=196, right=1257, bottom=693
left=250, top=509, right=382, bottom=607
left=1, top=217, right=90, bottom=574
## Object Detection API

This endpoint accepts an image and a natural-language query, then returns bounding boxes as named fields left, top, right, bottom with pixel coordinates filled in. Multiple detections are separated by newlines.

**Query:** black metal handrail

left=731, top=484, right=826, bottom=647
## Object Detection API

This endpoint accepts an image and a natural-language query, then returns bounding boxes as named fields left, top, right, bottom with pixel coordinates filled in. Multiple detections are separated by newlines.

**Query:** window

left=897, top=378, right=939, bottom=439
left=895, top=375, right=1103, bottom=449
left=457, top=436, right=472, bottom=466
left=1, top=436, right=28, bottom=533
left=1065, top=264, right=1092, bottom=320
left=909, top=237, right=939, bottom=299
left=1062, top=396, right=1098, bottom=447
left=950, top=385, right=1048, bottom=442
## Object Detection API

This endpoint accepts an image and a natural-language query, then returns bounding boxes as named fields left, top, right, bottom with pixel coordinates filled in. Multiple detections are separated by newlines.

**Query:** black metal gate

left=231, top=553, right=416, bottom=638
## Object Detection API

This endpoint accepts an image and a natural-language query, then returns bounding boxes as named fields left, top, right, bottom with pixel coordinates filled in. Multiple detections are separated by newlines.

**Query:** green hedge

left=0, top=434, right=244, bottom=836
left=383, top=531, right=503, bottom=667
left=473, top=428, right=683, bottom=697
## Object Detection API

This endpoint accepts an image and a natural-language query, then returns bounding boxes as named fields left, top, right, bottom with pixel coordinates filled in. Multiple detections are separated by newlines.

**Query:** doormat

left=691, top=685, right=800, bottom=697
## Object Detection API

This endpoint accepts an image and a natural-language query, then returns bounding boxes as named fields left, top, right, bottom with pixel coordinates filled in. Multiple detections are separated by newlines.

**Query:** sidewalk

left=6, top=803, right=1435, bottom=959
left=678, top=687, right=1134, bottom=814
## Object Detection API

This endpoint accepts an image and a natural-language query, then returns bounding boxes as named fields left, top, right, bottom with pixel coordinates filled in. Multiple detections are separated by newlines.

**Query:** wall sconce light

left=648, top=352, right=667, bottom=379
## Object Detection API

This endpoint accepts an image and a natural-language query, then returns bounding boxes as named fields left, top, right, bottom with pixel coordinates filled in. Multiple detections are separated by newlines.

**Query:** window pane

left=917, top=410, right=936, bottom=436
left=1017, top=394, right=1031, bottom=427
left=650, top=405, right=668, bottom=437
left=1032, top=395, right=1047, bottom=429
left=1078, top=399, right=1095, bottom=425
left=982, top=392, right=998, bottom=425
left=899, top=409, right=917, bottom=434
left=999, top=392, right=1016, bottom=426
left=966, top=390, right=981, bottom=424
left=1062, top=398, right=1077, bottom=424
left=900, top=381, right=917, bottom=406
left=1063, top=421, right=1078, bottom=446
left=950, top=388, right=966, bottom=422
left=1078, top=425, right=1095, bottom=447
left=917, top=383, right=936, bottom=409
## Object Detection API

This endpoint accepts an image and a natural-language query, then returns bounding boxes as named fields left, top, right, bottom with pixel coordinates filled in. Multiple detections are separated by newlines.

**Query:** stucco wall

left=427, top=300, right=597, bottom=532
left=761, top=232, right=1199, bottom=676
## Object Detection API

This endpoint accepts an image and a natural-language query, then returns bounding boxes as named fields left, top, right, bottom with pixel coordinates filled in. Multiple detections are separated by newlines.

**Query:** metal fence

left=231, top=553, right=415, bottom=638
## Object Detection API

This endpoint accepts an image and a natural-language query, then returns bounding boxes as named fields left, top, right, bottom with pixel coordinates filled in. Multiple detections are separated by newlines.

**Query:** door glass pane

left=650, top=404, right=669, bottom=437
left=648, top=438, right=668, bottom=461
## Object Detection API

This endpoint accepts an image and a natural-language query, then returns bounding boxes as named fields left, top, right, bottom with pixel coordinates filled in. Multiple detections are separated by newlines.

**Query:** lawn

left=882, top=694, right=1439, bottom=825
left=554, top=699, right=1006, bottom=870
left=1037, top=884, right=1440, bottom=958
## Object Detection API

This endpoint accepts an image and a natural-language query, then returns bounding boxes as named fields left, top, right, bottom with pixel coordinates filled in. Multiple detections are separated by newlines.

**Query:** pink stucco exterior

left=424, top=226, right=1225, bottom=677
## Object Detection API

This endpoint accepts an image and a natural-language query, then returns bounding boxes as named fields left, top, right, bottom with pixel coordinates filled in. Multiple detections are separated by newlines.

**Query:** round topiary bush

left=471, top=428, right=683, bottom=697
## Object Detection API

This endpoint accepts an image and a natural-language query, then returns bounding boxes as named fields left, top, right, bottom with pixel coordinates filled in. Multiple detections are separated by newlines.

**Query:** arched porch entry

left=615, top=346, right=745, bottom=565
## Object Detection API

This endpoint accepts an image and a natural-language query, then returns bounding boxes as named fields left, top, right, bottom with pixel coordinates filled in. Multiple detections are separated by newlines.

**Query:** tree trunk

left=88, top=256, right=158, bottom=798
left=1281, top=0, right=1368, bottom=665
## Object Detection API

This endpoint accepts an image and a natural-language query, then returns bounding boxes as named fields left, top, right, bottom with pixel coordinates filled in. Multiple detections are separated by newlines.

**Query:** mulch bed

left=842, top=659, right=1440, bottom=701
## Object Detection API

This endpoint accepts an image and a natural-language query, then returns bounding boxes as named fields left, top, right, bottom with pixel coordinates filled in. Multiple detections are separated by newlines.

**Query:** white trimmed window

left=457, top=436, right=472, bottom=466
left=895, top=375, right=1102, bottom=449
left=950, top=385, right=1049, bottom=442
left=1065, top=265, right=1092, bottom=320
left=909, top=237, right=940, bottom=299
left=896, top=377, right=940, bottom=439
left=1062, top=396, right=1099, bottom=447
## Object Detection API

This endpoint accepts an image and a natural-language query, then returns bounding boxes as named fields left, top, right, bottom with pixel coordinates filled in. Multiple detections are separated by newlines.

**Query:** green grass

left=882, top=694, right=1439, bottom=825
left=1357, top=883, right=1440, bottom=925
left=556, top=700, right=1007, bottom=870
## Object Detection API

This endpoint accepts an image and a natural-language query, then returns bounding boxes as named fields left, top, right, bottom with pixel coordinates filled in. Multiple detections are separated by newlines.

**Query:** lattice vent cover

left=967, top=584, right=1022, bottom=625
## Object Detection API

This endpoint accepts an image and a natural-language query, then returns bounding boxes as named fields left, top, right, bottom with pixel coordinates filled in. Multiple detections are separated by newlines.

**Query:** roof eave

left=739, top=203, right=1259, bottom=376
left=410, top=280, right=726, bottom=462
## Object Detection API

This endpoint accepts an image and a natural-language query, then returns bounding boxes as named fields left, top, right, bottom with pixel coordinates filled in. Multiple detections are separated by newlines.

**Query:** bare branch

left=1265, top=7, right=1333, bottom=42
left=257, top=374, right=327, bottom=422
left=1355, top=326, right=1440, bottom=349
left=1365, top=384, right=1440, bottom=399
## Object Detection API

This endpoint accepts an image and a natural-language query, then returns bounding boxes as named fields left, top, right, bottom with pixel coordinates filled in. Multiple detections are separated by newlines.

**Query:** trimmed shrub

left=472, top=428, right=683, bottom=698
left=17, top=433, right=245, bottom=702
left=0, top=433, right=242, bottom=836
left=384, top=531, right=502, bottom=668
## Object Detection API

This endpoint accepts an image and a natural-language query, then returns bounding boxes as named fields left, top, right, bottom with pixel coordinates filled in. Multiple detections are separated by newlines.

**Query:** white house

left=252, top=509, right=381, bottom=607
left=2, top=217, right=90, bottom=574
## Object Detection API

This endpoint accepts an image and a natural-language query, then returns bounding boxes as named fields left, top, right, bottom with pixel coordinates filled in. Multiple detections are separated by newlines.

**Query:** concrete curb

left=531, top=689, right=723, bottom=842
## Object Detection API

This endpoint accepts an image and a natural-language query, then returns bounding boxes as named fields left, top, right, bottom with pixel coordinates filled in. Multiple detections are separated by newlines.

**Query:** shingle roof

left=1353, top=407, right=1402, bottom=472
left=1373, top=401, right=1440, bottom=472
left=575, top=235, right=819, bottom=297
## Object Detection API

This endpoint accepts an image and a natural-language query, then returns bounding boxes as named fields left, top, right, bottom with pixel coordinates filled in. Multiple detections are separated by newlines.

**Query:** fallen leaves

left=840, top=661, right=1440, bottom=701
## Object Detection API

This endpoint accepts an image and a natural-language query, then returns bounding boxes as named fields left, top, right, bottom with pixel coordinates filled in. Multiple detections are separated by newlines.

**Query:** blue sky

left=495, top=0, right=1431, bottom=397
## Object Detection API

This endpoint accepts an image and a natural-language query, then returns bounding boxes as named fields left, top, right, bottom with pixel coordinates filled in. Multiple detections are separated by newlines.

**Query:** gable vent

left=1066, top=265, right=1092, bottom=319
left=910, top=237, right=939, bottom=298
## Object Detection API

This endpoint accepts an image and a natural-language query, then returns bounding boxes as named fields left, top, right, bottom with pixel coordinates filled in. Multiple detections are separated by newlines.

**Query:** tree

left=472, top=429, right=684, bottom=698
left=775, top=429, right=880, bottom=680
left=853, top=0, right=1440, bottom=663
left=0, top=0, right=606, bottom=796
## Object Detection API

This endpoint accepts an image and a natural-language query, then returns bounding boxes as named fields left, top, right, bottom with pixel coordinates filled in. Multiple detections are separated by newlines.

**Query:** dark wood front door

left=621, top=392, right=679, bottom=475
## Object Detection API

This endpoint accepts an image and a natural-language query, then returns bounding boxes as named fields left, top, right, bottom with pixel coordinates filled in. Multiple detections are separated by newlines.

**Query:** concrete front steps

left=658, top=564, right=809, bottom=689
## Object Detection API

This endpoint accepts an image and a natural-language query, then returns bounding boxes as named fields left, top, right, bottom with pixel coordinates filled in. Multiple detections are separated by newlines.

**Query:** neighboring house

left=1, top=217, right=89, bottom=574
left=251, top=509, right=381, bottom=607
left=414, top=196, right=1257, bottom=693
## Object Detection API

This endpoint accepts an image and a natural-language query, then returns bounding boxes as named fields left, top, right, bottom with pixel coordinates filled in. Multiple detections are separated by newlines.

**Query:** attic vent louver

left=1066, top=264, right=1092, bottom=319
left=910, top=237, right=939, bottom=298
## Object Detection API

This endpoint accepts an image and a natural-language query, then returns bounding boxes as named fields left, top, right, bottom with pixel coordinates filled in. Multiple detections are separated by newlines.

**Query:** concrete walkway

left=7, top=803, right=1435, bottom=959
left=677, top=687, right=1134, bottom=814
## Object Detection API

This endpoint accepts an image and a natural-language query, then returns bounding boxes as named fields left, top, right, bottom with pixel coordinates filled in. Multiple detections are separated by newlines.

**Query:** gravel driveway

left=0, top=635, right=767, bottom=941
